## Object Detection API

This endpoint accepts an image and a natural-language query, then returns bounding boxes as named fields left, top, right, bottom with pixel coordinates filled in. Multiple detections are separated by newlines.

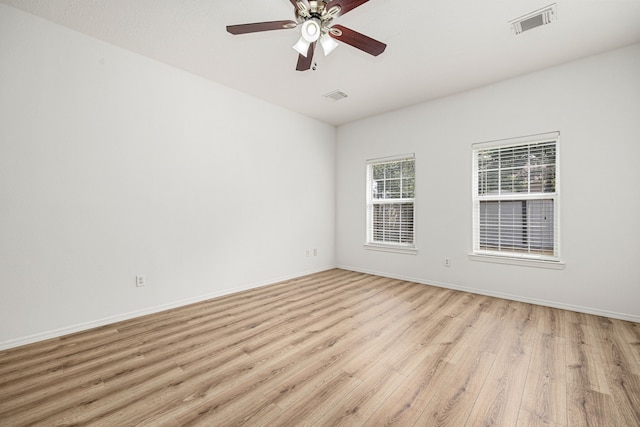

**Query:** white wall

left=336, top=43, right=640, bottom=322
left=0, top=4, right=336, bottom=349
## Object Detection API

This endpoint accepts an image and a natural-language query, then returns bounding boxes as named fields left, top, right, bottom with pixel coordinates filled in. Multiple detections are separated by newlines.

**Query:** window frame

left=471, top=132, right=563, bottom=267
left=365, top=154, right=417, bottom=254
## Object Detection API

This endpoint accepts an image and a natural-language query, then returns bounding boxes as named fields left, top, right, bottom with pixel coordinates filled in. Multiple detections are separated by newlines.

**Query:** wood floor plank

left=465, top=301, right=538, bottom=427
left=536, top=304, right=568, bottom=339
left=566, top=386, right=621, bottom=427
left=414, top=350, right=495, bottom=426
left=365, top=353, right=456, bottom=426
left=314, top=362, right=405, bottom=426
left=0, top=269, right=638, bottom=426
left=566, top=321, right=611, bottom=396
left=520, top=332, right=567, bottom=426
left=517, top=408, right=566, bottom=427
left=614, top=322, right=640, bottom=375
left=266, top=369, right=363, bottom=426
left=600, top=326, right=640, bottom=425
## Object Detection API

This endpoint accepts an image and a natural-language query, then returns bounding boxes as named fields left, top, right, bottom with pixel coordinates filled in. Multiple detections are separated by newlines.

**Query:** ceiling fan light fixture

left=320, top=33, right=339, bottom=56
left=293, top=36, right=311, bottom=56
left=301, top=18, right=321, bottom=42
left=227, top=0, right=387, bottom=71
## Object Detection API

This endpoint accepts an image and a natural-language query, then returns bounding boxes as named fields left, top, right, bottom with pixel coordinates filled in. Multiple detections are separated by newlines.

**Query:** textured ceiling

left=2, top=0, right=640, bottom=125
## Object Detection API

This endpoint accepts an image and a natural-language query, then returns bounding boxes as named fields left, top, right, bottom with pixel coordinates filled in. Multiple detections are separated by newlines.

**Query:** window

left=366, top=155, right=416, bottom=252
left=472, top=133, right=559, bottom=262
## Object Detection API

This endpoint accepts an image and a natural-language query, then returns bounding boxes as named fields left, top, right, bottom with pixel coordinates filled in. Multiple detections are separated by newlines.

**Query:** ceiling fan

left=226, top=0, right=387, bottom=71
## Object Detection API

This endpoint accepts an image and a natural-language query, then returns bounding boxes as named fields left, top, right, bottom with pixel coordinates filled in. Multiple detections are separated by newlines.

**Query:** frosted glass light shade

left=293, top=37, right=311, bottom=56
left=320, top=34, right=338, bottom=56
left=301, top=19, right=321, bottom=42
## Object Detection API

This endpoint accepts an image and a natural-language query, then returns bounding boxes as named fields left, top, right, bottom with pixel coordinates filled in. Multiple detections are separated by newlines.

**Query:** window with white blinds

left=366, top=155, right=415, bottom=251
left=472, top=133, right=559, bottom=261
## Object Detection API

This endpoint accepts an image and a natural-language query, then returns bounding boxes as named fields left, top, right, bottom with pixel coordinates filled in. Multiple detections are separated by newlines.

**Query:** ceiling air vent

left=510, top=4, right=556, bottom=34
left=324, top=90, right=348, bottom=101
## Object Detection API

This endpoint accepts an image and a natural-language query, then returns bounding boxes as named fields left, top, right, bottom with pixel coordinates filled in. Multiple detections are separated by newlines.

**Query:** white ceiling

left=2, top=0, right=640, bottom=125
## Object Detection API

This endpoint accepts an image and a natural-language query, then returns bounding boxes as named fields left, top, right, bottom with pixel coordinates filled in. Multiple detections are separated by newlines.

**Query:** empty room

left=1, top=0, right=639, bottom=425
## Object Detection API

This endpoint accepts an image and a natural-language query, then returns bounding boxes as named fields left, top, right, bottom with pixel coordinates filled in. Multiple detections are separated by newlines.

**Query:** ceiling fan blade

left=329, top=25, right=386, bottom=56
left=226, top=20, right=297, bottom=35
left=296, top=42, right=316, bottom=71
left=325, top=0, right=369, bottom=17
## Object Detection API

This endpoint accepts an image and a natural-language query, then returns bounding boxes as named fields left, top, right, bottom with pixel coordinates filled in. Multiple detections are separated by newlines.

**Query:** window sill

left=468, top=253, right=565, bottom=270
left=364, top=243, right=418, bottom=255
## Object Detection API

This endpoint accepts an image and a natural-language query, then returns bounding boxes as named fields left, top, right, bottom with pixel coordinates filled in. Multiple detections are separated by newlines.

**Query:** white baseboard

left=4, top=264, right=636, bottom=351
left=337, top=264, right=640, bottom=324
left=0, top=265, right=335, bottom=351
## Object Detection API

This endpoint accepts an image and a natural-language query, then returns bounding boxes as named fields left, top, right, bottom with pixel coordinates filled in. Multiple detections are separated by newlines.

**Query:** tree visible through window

left=367, top=156, right=415, bottom=248
left=473, top=134, right=559, bottom=260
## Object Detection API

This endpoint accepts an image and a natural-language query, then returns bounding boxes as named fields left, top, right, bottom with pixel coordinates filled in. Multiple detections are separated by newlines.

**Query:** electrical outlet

left=444, top=258, right=451, bottom=267
left=313, top=248, right=318, bottom=256
left=306, top=250, right=310, bottom=257
left=136, top=275, right=145, bottom=287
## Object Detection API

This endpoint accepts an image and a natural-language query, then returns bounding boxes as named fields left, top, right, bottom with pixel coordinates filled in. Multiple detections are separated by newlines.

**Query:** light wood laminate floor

left=1, top=269, right=639, bottom=426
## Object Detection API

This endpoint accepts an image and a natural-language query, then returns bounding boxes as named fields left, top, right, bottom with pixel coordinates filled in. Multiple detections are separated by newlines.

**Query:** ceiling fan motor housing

left=296, top=1, right=338, bottom=27
left=301, top=1, right=328, bottom=18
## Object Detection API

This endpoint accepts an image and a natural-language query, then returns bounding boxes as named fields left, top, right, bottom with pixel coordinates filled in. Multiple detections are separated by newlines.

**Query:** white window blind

left=472, top=133, right=559, bottom=261
left=366, top=155, right=415, bottom=249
